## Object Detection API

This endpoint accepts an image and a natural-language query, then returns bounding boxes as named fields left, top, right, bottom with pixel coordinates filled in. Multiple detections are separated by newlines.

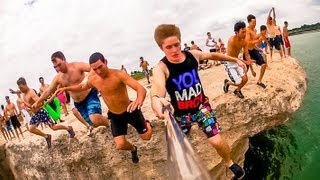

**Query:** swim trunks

left=57, top=92, right=67, bottom=104
left=268, top=37, right=281, bottom=50
left=30, top=108, right=55, bottom=127
left=143, top=69, right=150, bottom=76
left=74, top=88, right=101, bottom=126
left=225, top=65, right=245, bottom=85
left=10, top=115, right=21, bottom=129
left=284, top=36, right=291, bottom=48
left=6, top=120, right=12, bottom=132
left=108, top=108, right=148, bottom=137
left=175, top=99, right=221, bottom=138
left=243, top=49, right=265, bottom=66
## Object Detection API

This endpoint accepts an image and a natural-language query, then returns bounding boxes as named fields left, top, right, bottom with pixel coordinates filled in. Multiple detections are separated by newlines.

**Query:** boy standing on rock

left=150, top=24, right=246, bottom=178
left=223, top=21, right=255, bottom=99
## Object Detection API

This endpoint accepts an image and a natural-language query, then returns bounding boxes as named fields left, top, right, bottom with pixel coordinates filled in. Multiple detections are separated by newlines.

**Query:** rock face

left=0, top=56, right=307, bottom=179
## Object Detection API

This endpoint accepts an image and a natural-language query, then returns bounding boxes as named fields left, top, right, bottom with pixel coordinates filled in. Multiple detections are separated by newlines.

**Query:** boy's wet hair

left=89, top=52, right=105, bottom=64
left=17, top=77, right=27, bottom=85
left=247, top=14, right=256, bottom=23
left=260, top=25, right=267, bottom=31
left=234, top=21, right=246, bottom=32
left=51, top=51, right=66, bottom=62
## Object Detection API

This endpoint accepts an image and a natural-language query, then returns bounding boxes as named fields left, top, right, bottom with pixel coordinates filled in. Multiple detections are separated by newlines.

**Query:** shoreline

left=289, top=29, right=320, bottom=36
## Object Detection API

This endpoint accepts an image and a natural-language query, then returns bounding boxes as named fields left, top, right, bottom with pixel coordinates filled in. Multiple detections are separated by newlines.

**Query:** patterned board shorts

left=175, top=102, right=221, bottom=138
left=30, top=108, right=54, bottom=127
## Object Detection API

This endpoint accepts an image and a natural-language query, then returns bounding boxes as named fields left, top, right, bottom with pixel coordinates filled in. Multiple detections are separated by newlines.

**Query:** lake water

left=244, top=32, right=320, bottom=180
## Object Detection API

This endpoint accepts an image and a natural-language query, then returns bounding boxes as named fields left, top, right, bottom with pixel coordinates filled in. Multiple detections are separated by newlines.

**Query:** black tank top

left=161, top=51, right=206, bottom=116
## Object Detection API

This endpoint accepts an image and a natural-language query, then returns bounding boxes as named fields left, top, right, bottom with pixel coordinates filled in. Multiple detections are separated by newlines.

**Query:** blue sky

left=0, top=0, right=319, bottom=105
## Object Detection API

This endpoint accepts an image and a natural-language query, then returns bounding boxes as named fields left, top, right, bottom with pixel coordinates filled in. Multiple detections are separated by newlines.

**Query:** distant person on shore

left=245, top=14, right=268, bottom=88
left=139, top=56, right=151, bottom=84
left=121, top=65, right=128, bottom=73
left=183, top=43, right=191, bottom=51
left=17, top=77, right=75, bottom=148
left=15, top=92, right=31, bottom=131
left=55, top=52, right=152, bottom=164
left=1, top=105, right=15, bottom=140
left=192, top=40, right=210, bottom=69
left=283, top=21, right=292, bottom=56
left=0, top=113, right=10, bottom=142
left=206, top=32, right=217, bottom=52
left=151, top=24, right=246, bottom=178
left=190, top=41, right=202, bottom=51
left=206, top=32, right=220, bottom=65
left=267, top=7, right=283, bottom=60
left=4, top=96, right=24, bottom=140
left=56, top=91, right=69, bottom=117
left=39, top=77, right=49, bottom=96
left=218, top=38, right=226, bottom=54
left=223, top=21, right=254, bottom=99
left=257, top=26, right=272, bottom=69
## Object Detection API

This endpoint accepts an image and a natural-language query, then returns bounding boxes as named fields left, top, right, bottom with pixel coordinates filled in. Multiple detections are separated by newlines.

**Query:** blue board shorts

left=74, top=88, right=102, bottom=126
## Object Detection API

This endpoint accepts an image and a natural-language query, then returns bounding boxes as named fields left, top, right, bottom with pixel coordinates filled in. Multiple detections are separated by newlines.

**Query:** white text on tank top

left=172, top=68, right=204, bottom=110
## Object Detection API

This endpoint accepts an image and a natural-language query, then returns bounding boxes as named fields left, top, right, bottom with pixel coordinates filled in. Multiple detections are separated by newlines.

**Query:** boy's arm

left=55, top=82, right=92, bottom=97
left=272, top=7, right=276, bottom=24
left=118, top=71, right=146, bottom=112
left=77, top=62, right=91, bottom=72
left=267, top=8, right=272, bottom=24
left=9, top=89, right=21, bottom=94
left=150, top=63, right=173, bottom=119
left=190, top=50, right=248, bottom=72
left=272, top=7, right=276, bottom=19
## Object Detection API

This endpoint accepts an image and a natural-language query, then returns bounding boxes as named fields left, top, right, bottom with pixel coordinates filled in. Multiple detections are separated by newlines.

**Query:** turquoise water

left=244, top=32, right=320, bottom=180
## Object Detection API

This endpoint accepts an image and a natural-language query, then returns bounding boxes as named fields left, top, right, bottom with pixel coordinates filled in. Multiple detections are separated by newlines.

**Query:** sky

left=0, top=0, right=319, bottom=106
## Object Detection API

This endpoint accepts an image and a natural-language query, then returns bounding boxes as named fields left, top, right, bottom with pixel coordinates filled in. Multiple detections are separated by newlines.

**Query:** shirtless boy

left=17, top=77, right=75, bottom=148
left=56, top=52, right=152, bottom=163
left=33, top=51, right=109, bottom=133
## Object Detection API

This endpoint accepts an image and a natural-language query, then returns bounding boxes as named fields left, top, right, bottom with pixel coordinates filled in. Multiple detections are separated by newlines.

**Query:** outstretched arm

left=190, top=50, right=248, bottom=72
left=35, top=76, right=59, bottom=106
left=118, top=71, right=146, bottom=112
left=267, top=8, right=272, bottom=24
left=54, top=81, right=92, bottom=97
left=150, top=63, right=173, bottom=119
left=272, top=7, right=276, bottom=20
left=9, top=89, right=21, bottom=94
left=78, top=62, right=91, bottom=72
left=243, top=42, right=255, bottom=66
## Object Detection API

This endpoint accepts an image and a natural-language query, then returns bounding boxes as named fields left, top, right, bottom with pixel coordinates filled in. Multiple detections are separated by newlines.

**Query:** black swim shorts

left=107, top=109, right=148, bottom=137
left=244, top=49, right=266, bottom=66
